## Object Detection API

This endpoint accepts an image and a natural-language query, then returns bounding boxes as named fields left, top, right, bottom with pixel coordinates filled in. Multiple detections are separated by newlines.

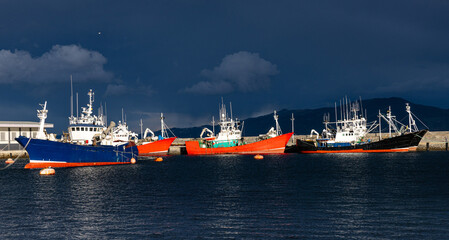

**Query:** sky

left=0, top=0, right=448, bottom=133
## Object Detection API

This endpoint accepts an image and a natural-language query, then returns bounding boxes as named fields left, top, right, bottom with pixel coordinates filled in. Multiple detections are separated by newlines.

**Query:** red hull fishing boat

left=138, top=137, right=176, bottom=155
left=185, top=100, right=293, bottom=155
left=137, top=113, right=176, bottom=155
left=186, top=132, right=293, bottom=155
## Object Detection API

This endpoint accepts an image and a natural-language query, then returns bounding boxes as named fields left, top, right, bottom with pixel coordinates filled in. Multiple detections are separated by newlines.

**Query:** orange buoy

left=130, top=158, right=136, bottom=164
left=254, top=154, right=264, bottom=160
left=5, top=158, right=14, bottom=164
left=155, top=157, right=163, bottom=162
left=39, top=167, right=55, bottom=175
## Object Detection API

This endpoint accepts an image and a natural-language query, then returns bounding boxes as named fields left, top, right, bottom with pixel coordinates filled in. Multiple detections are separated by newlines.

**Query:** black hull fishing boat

left=288, top=97, right=428, bottom=154
left=292, top=129, right=427, bottom=153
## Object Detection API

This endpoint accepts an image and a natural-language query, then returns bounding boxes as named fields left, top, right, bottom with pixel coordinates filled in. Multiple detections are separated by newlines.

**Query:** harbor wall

left=2, top=131, right=449, bottom=158
left=0, top=150, right=28, bottom=159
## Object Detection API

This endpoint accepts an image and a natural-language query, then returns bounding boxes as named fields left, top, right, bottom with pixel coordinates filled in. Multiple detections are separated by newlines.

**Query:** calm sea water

left=1, top=152, right=449, bottom=239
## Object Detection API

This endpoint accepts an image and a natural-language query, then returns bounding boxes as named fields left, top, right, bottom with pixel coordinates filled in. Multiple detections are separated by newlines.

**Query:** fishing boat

left=17, top=136, right=138, bottom=169
left=16, top=92, right=138, bottom=169
left=292, top=98, right=427, bottom=153
left=67, top=88, right=174, bottom=155
left=137, top=113, right=176, bottom=156
left=185, top=101, right=293, bottom=155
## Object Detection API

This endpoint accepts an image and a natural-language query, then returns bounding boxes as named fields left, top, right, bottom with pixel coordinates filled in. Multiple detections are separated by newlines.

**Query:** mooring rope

left=1, top=137, right=32, bottom=170
left=0, top=145, right=8, bottom=151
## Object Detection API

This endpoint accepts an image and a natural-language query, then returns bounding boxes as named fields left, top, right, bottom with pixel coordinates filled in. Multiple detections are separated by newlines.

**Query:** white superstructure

left=311, top=97, right=371, bottom=144
left=68, top=89, right=106, bottom=144
left=214, top=100, right=242, bottom=141
left=100, top=120, right=138, bottom=146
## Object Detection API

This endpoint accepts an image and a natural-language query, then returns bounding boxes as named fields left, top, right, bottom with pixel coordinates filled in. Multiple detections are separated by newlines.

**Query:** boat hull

left=293, top=130, right=427, bottom=153
left=137, top=137, right=176, bottom=156
left=185, top=133, right=293, bottom=155
left=16, top=136, right=138, bottom=169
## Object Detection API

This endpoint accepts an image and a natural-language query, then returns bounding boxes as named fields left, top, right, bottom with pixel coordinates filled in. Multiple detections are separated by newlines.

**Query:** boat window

left=72, top=127, right=75, bottom=131
left=81, top=127, right=85, bottom=131
left=76, top=127, right=80, bottom=131
left=90, top=128, right=93, bottom=131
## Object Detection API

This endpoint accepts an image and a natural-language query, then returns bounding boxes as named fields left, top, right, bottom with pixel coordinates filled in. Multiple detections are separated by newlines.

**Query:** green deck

left=199, top=139, right=243, bottom=148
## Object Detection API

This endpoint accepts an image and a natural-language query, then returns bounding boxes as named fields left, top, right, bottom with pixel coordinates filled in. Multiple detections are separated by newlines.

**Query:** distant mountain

left=162, top=97, right=449, bottom=138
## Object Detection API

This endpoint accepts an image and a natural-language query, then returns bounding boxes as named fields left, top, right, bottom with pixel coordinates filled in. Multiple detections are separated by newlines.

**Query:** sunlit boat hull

left=137, top=137, right=176, bottom=156
left=16, top=136, right=138, bottom=169
left=185, top=133, right=293, bottom=155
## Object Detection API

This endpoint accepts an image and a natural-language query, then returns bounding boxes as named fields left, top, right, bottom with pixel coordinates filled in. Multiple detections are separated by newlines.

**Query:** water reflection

left=1, top=153, right=449, bottom=238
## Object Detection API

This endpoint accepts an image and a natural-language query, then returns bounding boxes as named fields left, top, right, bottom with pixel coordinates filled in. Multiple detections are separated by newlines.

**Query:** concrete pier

left=0, top=150, right=28, bottom=159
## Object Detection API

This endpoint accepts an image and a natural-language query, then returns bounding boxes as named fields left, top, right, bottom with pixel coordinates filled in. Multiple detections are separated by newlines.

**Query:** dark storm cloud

left=184, top=51, right=278, bottom=94
left=1, top=0, right=449, bottom=133
left=0, top=45, right=112, bottom=84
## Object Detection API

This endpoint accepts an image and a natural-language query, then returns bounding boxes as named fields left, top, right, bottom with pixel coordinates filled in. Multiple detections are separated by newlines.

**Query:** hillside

left=162, top=97, right=449, bottom=138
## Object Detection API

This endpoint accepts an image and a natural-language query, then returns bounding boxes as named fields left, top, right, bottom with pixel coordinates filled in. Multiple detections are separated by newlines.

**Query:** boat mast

left=105, top=102, right=108, bottom=127
left=339, top=99, right=342, bottom=130
left=346, top=96, right=349, bottom=121
left=76, top=92, right=79, bottom=118
left=89, top=90, right=94, bottom=114
left=379, top=110, right=382, bottom=139
left=359, top=96, right=363, bottom=118
left=406, top=103, right=418, bottom=132
left=70, top=75, right=73, bottom=118
left=334, top=102, right=337, bottom=124
left=274, top=110, right=281, bottom=136
left=212, top=116, right=215, bottom=135
left=140, top=118, right=143, bottom=138
left=291, top=113, right=295, bottom=133
left=387, top=106, right=392, bottom=137
left=407, top=103, right=412, bottom=133
left=230, top=102, right=233, bottom=121
left=291, top=113, right=295, bottom=143
left=36, top=101, right=48, bottom=140
left=161, top=113, right=165, bottom=138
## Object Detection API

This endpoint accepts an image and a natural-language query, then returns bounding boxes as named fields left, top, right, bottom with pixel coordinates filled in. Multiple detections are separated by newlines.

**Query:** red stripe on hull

left=137, top=137, right=176, bottom=156
left=301, top=147, right=413, bottom=154
left=185, top=132, right=293, bottom=155
left=25, top=161, right=131, bottom=169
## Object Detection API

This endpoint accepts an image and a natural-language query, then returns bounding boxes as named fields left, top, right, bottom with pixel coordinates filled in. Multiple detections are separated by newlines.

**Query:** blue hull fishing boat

left=17, top=136, right=138, bottom=169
